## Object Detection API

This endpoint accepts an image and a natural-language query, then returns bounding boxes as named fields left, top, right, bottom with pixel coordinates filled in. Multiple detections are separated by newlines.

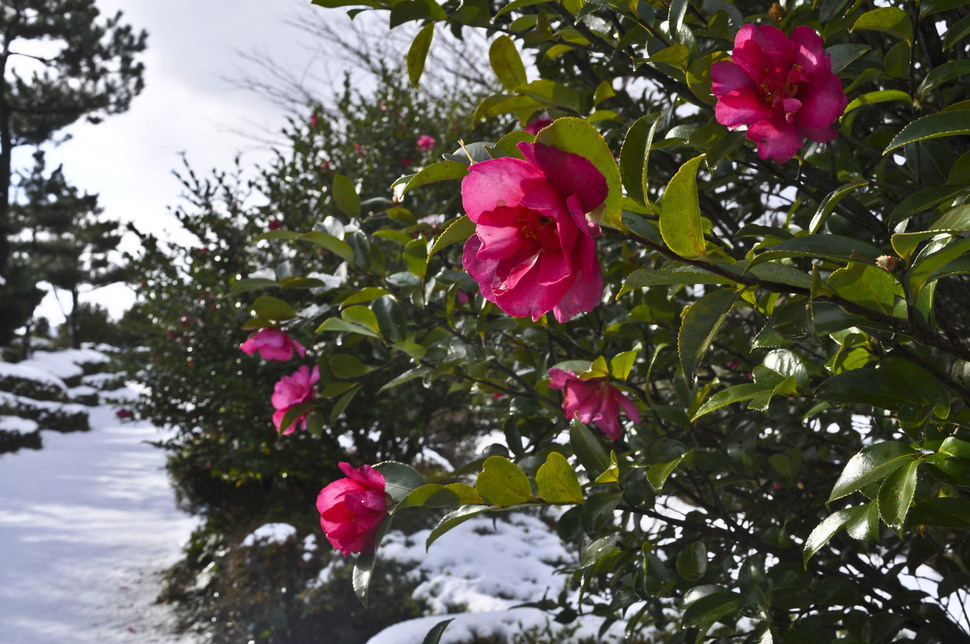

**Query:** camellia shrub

left=231, top=0, right=970, bottom=640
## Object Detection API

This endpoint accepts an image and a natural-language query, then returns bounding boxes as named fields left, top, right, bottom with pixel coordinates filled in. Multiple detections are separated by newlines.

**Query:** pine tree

left=0, top=0, right=146, bottom=344
left=11, top=150, right=123, bottom=348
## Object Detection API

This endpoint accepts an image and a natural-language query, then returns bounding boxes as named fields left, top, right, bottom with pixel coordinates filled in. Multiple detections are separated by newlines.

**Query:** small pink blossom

left=711, top=24, right=847, bottom=162
left=268, top=219, right=282, bottom=230
left=401, top=157, right=413, bottom=167
left=272, top=365, right=319, bottom=435
left=461, top=142, right=607, bottom=323
left=317, top=462, right=388, bottom=556
left=548, top=368, right=641, bottom=441
left=310, top=113, right=319, bottom=129
left=523, top=113, right=553, bottom=136
left=416, top=134, right=436, bottom=151
left=115, top=408, right=132, bottom=419
left=320, top=160, right=331, bottom=171
left=240, top=327, right=306, bottom=361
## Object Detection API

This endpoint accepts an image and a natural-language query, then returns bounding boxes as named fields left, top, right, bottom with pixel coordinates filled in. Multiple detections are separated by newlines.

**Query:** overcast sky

left=33, top=0, right=360, bottom=322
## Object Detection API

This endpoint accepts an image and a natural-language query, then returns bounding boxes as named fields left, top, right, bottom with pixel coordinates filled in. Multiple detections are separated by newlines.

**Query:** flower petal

left=747, top=116, right=805, bottom=162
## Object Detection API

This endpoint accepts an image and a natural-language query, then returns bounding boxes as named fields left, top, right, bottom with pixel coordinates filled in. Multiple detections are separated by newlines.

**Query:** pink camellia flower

left=711, top=24, right=847, bottom=163
left=461, top=142, right=607, bottom=323
left=271, top=365, right=319, bottom=435
left=416, top=134, right=436, bottom=151
left=239, top=327, right=306, bottom=361
left=268, top=219, right=282, bottom=230
left=548, top=368, right=641, bottom=441
left=115, top=408, right=132, bottom=419
left=523, top=113, right=553, bottom=136
left=316, top=462, right=388, bottom=556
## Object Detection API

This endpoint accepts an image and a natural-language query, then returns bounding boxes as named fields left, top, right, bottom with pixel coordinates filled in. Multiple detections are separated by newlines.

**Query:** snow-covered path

left=0, top=404, right=199, bottom=643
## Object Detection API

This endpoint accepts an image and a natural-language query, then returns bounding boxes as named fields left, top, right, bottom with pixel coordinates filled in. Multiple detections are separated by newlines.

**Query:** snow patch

left=241, top=522, right=298, bottom=547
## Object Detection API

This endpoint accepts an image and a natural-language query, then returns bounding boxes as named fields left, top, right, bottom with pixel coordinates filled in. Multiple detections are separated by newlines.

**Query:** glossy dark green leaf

left=252, top=295, right=296, bottom=321
left=682, top=586, right=740, bottom=635
left=827, top=441, right=919, bottom=503
left=878, top=458, right=920, bottom=527
left=908, top=497, right=970, bottom=528
left=569, top=418, right=611, bottom=478
left=827, top=262, right=902, bottom=316
left=426, top=504, right=494, bottom=549
left=917, top=60, right=970, bottom=99
left=748, top=234, right=884, bottom=269
left=647, top=453, right=687, bottom=491
left=428, top=215, right=475, bottom=259
left=372, top=296, right=407, bottom=343
left=678, top=288, right=738, bottom=385
left=803, top=505, right=865, bottom=567
left=677, top=541, right=707, bottom=581
left=885, top=111, right=970, bottom=154
left=618, top=268, right=734, bottom=296
left=421, top=619, right=455, bottom=644
left=333, top=173, right=361, bottom=218
left=888, top=183, right=970, bottom=227
left=844, top=91, right=911, bottom=116
left=397, top=160, right=469, bottom=197
left=329, top=354, right=371, bottom=379
left=299, top=231, right=355, bottom=264
left=619, top=114, right=660, bottom=205
left=374, top=460, right=426, bottom=503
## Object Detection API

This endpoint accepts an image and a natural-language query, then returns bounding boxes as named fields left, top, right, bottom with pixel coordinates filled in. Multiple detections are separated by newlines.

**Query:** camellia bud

left=875, top=255, right=900, bottom=274
left=769, top=2, right=786, bottom=23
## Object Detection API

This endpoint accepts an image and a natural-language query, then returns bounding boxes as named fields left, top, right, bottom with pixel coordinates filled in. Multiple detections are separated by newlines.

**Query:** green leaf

left=569, top=418, right=611, bottom=478
left=748, top=235, right=884, bottom=269
left=619, top=114, right=660, bottom=205
left=332, top=174, right=361, bottom=218
left=618, top=267, right=735, bottom=296
left=407, top=23, right=434, bottom=87
left=610, top=346, right=640, bottom=381
left=342, top=305, right=382, bottom=336
left=475, top=456, right=534, bottom=506
left=827, top=262, right=902, bottom=316
left=888, top=183, right=970, bottom=227
left=917, top=60, right=970, bottom=100
left=429, top=215, right=476, bottom=259
left=330, top=386, right=359, bottom=425
left=231, top=277, right=278, bottom=294
left=252, top=295, right=296, bottom=321
left=851, top=7, right=912, bottom=45
left=374, top=461, right=426, bottom=503
left=682, top=586, right=740, bottom=636
left=647, top=453, right=687, bottom=491
left=907, top=236, right=970, bottom=297
left=885, top=111, right=970, bottom=154
left=908, top=498, right=970, bottom=528
left=843, top=90, right=912, bottom=116
left=403, top=238, right=427, bottom=280
left=329, top=354, right=371, bottom=379
left=535, top=118, right=622, bottom=227
left=396, top=160, right=469, bottom=198
left=828, top=442, right=919, bottom=504
left=421, top=619, right=455, bottom=644
left=316, top=317, right=382, bottom=339
left=341, top=287, right=392, bottom=307
left=660, top=154, right=707, bottom=260
left=536, top=452, right=583, bottom=503
left=677, top=541, right=707, bottom=581
left=692, top=383, right=773, bottom=420
left=810, top=182, right=868, bottom=234
left=518, top=79, right=580, bottom=112
left=845, top=500, right=879, bottom=541
left=878, top=458, right=920, bottom=527
left=378, top=367, right=429, bottom=393
left=678, top=288, right=738, bottom=385
left=489, top=35, right=528, bottom=91
left=372, top=296, right=407, bottom=343
left=299, top=231, right=355, bottom=264
left=426, top=504, right=498, bottom=549
left=803, top=505, right=866, bottom=567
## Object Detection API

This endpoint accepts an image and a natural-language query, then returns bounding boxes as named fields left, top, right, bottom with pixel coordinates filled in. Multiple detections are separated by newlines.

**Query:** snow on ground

left=365, top=513, right=632, bottom=644
left=0, top=367, right=199, bottom=643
